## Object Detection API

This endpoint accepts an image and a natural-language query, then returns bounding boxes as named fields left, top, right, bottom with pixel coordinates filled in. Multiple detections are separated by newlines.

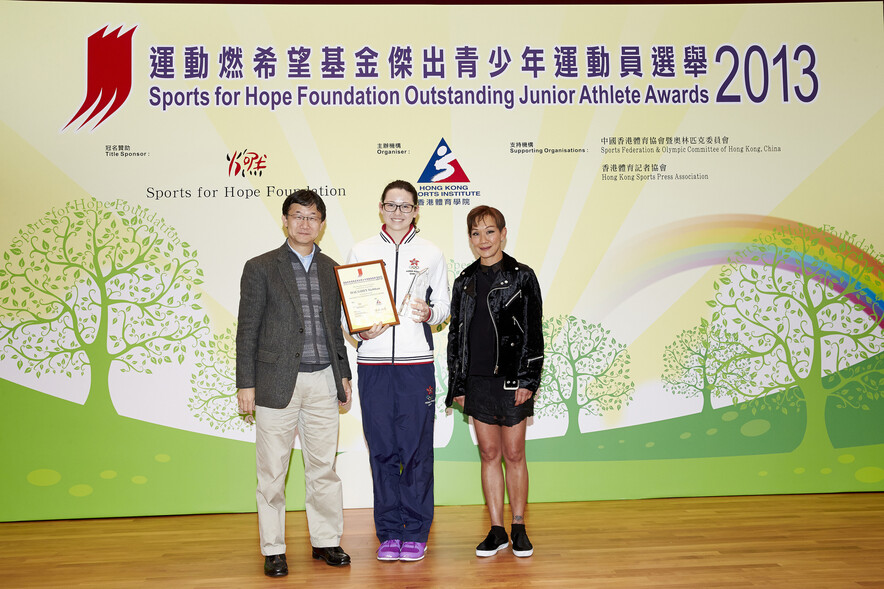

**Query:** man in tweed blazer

left=236, top=190, right=353, bottom=577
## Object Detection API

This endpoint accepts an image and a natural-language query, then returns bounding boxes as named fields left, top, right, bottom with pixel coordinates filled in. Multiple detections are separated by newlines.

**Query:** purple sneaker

left=377, top=539, right=402, bottom=561
left=399, top=541, right=427, bottom=561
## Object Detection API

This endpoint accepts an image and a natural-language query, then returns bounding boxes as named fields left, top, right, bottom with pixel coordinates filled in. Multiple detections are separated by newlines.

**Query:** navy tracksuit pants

left=358, top=363, right=435, bottom=543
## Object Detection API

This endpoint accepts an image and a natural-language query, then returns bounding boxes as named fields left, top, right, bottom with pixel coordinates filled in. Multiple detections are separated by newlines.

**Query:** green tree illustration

left=535, top=315, right=634, bottom=437
left=709, top=223, right=884, bottom=451
left=661, top=318, right=759, bottom=413
left=0, top=198, right=209, bottom=416
left=188, top=326, right=252, bottom=433
left=825, top=351, right=884, bottom=411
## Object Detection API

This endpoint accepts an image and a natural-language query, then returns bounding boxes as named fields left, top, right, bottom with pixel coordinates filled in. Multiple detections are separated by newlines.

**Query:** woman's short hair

left=466, top=205, right=506, bottom=234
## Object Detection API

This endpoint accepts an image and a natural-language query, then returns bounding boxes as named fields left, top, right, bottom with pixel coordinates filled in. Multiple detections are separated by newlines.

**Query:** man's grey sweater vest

left=289, top=255, right=330, bottom=367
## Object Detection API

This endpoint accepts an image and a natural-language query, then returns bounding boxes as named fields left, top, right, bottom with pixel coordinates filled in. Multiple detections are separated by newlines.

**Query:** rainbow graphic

left=601, top=215, right=884, bottom=327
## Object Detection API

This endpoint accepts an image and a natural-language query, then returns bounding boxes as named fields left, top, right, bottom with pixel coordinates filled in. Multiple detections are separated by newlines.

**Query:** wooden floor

left=1, top=494, right=883, bottom=588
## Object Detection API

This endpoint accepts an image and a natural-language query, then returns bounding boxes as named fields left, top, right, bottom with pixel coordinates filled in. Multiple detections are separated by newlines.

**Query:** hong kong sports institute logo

left=417, top=138, right=470, bottom=183
left=416, top=138, right=479, bottom=207
left=64, top=25, right=137, bottom=132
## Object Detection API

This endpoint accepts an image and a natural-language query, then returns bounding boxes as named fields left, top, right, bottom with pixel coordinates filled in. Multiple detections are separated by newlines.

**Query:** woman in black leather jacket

left=446, top=205, right=544, bottom=558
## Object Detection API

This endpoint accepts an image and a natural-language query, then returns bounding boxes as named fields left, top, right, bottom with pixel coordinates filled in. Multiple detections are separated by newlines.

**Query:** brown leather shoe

left=311, top=546, right=351, bottom=566
left=264, top=554, right=288, bottom=577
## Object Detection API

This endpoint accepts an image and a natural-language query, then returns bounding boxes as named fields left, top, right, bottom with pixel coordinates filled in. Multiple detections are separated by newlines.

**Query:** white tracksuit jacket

left=346, top=225, right=450, bottom=364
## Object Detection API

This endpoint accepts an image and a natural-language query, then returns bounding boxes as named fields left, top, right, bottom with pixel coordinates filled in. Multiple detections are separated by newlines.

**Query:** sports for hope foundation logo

left=64, top=25, right=137, bottom=132
left=417, top=138, right=480, bottom=207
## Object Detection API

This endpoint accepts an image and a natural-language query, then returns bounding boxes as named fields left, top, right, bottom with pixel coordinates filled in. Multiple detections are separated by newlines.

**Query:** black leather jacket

left=446, top=252, right=544, bottom=406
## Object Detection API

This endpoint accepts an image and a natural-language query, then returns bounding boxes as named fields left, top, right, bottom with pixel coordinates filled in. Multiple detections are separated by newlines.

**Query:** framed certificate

left=334, top=260, right=400, bottom=332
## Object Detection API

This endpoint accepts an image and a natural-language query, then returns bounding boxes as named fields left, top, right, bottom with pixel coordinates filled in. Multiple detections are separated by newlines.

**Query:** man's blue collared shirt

left=288, top=242, right=315, bottom=271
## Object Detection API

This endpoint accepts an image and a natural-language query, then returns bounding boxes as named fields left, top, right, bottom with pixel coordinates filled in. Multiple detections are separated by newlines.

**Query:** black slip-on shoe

left=476, top=526, right=509, bottom=557
left=511, top=530, right=534, bottom=557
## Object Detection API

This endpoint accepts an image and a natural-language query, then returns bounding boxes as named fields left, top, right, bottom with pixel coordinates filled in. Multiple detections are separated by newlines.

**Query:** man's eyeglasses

left=382, top=202, right=415, bottom=213
left=288, top=214, right=321, bottom=224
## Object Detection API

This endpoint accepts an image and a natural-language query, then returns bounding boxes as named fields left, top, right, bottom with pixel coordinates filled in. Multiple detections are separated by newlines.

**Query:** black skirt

left=463, top=375, right=533, bottom=427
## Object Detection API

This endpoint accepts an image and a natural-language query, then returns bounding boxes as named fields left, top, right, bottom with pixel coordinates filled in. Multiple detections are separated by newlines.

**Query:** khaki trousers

left=255, top=367, right=343, bottom=555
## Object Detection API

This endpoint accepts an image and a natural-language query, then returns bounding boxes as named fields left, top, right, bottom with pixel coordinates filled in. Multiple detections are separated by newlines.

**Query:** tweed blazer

left=235, top=242, right=352, bottom=407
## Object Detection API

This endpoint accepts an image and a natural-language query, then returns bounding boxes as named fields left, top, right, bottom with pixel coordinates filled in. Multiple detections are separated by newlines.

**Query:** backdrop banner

left=1, top=1, right=882, bottom=521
